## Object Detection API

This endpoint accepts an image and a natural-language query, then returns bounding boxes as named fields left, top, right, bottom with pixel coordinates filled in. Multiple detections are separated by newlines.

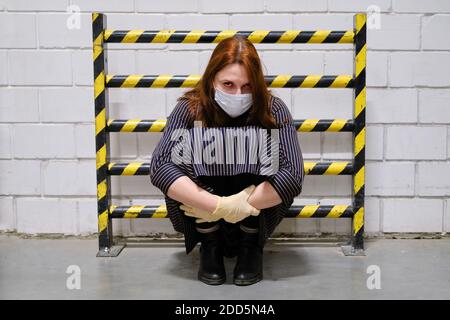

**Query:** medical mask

left=214, top=86, right=253, bottom=118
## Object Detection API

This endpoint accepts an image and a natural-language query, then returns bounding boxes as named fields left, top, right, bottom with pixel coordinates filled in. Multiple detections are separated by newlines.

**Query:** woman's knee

left=240, top=215, right=260, bottom=229
left=196, top=221, right=220, bottom=233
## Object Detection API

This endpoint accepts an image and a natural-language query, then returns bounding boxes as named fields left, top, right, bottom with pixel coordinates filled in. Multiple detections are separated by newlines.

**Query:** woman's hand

left=216, top=185, right=260, bottom=223
left=179, top=185, right=260, bottom=224
left=179, top=195, right=222, bottom=223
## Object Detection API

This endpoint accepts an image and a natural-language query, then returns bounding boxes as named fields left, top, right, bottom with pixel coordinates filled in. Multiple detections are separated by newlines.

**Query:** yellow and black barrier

left=108, top=204, right=354, bottom=219
left=103, top=30, right=355, bottom=44
left=107, top=161, right=354, bottom=176
left=107, top=119, right=355, bottom=132
left=106, top=74, right=354, bottom=88
left=92, top=13, right=366, bottom=257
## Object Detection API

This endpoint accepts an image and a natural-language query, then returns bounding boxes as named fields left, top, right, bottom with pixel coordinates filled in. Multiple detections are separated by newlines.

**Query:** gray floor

left=0, top=234, right=449, bottom=300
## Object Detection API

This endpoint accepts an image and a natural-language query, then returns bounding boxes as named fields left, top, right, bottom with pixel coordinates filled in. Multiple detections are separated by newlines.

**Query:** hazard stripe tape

left=109, top=204, right=355, bottom=219
left=106, top=161, right=353, bottom=176
left=352, top=14, right=367, bottom=242
left=104, top=30, right=355, bottom=44
left=92, top=13, right=111, bottom=241
left=106, top=74, right=354, bottom=88
left=106, top=119, right=355, bottom=133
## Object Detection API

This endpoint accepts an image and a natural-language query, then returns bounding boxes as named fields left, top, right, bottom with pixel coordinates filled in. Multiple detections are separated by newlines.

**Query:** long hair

left=178, top=36, right=278, bottom=129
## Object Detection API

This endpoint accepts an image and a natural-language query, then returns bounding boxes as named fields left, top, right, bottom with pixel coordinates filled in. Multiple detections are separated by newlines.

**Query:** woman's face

left=213, top=63, right=252, bottom=95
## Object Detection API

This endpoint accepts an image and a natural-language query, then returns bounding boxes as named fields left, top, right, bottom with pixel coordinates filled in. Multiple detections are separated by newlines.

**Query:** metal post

left=342, top=13, right=366, bottom=256
left=92, top=12, right=125, bottom=257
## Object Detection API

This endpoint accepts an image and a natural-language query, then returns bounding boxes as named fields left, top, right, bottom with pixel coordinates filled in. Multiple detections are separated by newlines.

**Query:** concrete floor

left=0, top=234, right=449, bottom=300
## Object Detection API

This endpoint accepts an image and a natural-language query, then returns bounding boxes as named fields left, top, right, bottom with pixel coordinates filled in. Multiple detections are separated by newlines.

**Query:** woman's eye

left=223, top=82, right=250, bottom=88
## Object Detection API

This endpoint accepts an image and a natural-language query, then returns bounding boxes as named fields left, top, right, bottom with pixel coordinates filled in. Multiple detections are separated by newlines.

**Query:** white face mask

left=214, top=86, right=253, bottom=118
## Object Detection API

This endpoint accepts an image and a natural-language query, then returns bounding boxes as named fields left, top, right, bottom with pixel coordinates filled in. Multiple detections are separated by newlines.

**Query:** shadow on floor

left=164, top=245, right=315, bottom=284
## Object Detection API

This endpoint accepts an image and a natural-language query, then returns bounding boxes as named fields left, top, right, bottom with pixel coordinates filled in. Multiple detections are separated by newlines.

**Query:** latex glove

left=219, top=185, right=261, bottom=224
left=179, top=199, right=223, bottom=223
left=179, top=185, right=260, bottom=224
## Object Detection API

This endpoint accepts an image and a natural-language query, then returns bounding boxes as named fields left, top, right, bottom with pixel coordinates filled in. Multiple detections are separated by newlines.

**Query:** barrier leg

left=93, top=12, right=125, bottom=257
left=341, top=13, right=366, bottom=257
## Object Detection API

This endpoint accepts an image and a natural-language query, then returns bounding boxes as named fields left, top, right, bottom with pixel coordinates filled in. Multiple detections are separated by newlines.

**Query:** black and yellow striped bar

left=105, top=74, right=354, bottom=88
left=104, top=30, right=354, bottom=44
left=109, top=204, right=354, bottom=219
left=351, top=13, right=367, bottom=253
left=107, top=119, right=355, bottom=133
left=92, top=13, right=115, bottom=252
left=107, top=161, right=353, bottom=176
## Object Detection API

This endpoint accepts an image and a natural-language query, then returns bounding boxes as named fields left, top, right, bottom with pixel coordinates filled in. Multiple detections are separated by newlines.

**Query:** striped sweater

left=149, top=95, right=305, bottom=253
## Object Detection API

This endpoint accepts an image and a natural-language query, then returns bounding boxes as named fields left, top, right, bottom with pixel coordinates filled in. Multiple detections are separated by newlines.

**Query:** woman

left=149, top=36, right=305, bottom=286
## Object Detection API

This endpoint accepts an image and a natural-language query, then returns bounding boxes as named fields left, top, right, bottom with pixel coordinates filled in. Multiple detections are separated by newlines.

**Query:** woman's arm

left=149, top=99, right=220, bottom=213
left=250, top=98, right=305, bottom=209
left=246, top=181, right=282, bottom=210
left=150, top=100, right=197, bottom=196
left=167, top=176, right=218, bottom=213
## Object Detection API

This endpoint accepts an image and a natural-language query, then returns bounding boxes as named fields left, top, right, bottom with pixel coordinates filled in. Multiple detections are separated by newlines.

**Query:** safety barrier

left=92, top=12, right=367, bottom=257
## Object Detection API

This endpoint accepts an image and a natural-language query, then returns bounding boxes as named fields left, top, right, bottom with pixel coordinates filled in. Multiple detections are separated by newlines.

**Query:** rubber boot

left=198, top=229, right=226, bottom=285
left=233, top=228, right=263, bottom=286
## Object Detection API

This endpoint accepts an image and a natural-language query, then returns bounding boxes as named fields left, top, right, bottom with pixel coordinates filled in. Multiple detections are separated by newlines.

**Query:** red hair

left=178, top=36, right=278, bottom=129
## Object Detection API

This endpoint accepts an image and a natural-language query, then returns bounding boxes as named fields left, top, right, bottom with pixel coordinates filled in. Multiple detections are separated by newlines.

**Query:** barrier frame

left=92, top=12, right=367, bottom=257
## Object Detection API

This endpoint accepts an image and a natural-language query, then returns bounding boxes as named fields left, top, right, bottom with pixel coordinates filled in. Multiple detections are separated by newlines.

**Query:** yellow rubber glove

left=179, top=185, right=260, bottom=224
left=179, top=199, right=223, bottom=223
left=216, top=185, right=261, bottom=224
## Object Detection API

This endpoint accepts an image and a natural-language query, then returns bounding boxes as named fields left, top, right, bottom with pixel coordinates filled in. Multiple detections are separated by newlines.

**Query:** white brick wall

left=136, top=0, right=198, bottom=13
left=385, top=126, right=447, bottom=160
left=266, top=0, right=327, bottom=13
left=0, top=124, right=11, bottom=158
left=419, top=90, right=450, bottom=123
left=0, top=88, right=39, bottom=122
left=0, top=13, right=37, bottom=48
left=328, top=0, right=391, bottom=12
left=0, top=197, right=15, bottom=231
left=390, top=52, right=450, bottom=87
left=40, top=88, right=94, bottom=122
left=37, top=13, right=92, bottom=48
left=368, top=14, right=421, bottom=50
left=1, top=0, right=449, bottom=237
left=383, top=198, right=444, bottom=232
left=446, top=199, right=450, bottom=233
left=393, top=0, right=450, bottom=13
left=366, top=162, right=415, bottom=196
left=417, top=162, right=450, bottom=196
left=367, top=89, right=417, bottom=123
left=73, top=0, right=134, bottom=13
left=8, top=51, right=72, bottom=85
left=16, top=197, right=78, bottom=234
left=13, top=124, right=76, bottom=158
left=42, top=160, right=96, bottom=195
left=0, top=0, right=70, bottom=11
left=200, top=0, right=264, bottom=13
left=0, top=51, right=7, bottom=85
left=422, top=15, right=450, bottom=50
left=0, top=160, right=41, bottom=195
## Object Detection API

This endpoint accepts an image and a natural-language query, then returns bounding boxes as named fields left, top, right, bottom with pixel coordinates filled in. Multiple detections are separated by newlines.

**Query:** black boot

left=233, top=228, right=263, bottom=286
left=198, top=229, right=226, bottom=285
